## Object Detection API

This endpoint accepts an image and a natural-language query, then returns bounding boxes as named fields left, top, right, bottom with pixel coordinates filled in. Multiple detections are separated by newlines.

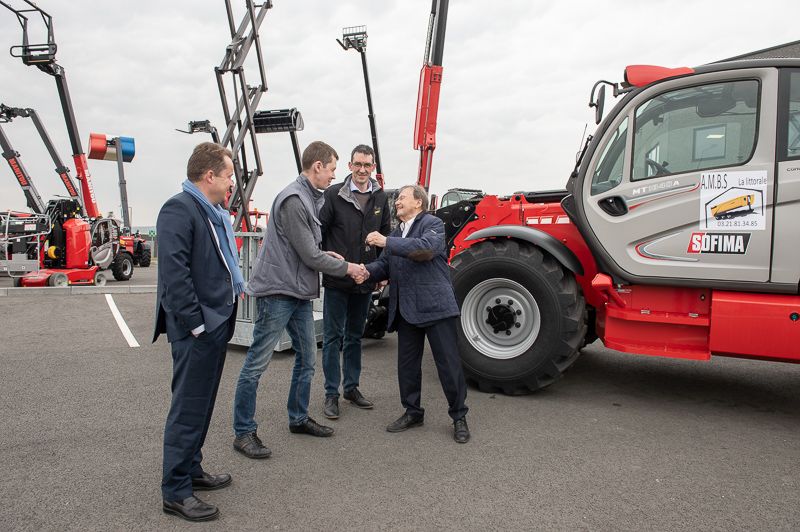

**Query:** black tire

left=13, top=277, right=23, bottom=287
left=112, top=253, right=134, bottom=281
left=138, top=248, right=151, bottom=268
left=449, top=239, right=586, bottom=395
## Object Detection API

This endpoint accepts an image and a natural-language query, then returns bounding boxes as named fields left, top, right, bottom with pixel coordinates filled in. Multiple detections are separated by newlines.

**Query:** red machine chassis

left=451, top=194, right=800, bottom=365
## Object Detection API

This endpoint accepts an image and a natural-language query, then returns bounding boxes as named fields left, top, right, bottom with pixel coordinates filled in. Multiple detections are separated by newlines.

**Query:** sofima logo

left=687, top=232, right=751, bottom=254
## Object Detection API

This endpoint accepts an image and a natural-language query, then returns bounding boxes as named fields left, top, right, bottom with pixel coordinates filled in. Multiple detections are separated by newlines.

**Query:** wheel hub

left=486, top=299, right=519, bottom=335
left=461, top=278, right=541, bottom=360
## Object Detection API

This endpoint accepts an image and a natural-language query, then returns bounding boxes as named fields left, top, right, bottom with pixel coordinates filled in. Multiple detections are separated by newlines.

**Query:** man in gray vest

left=232, top=141, right=366, bottom=459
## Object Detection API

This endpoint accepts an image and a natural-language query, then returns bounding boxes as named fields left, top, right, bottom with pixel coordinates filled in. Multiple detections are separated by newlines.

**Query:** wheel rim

left=460, top=278, right=541, bottom=359
left=52, top=273, right=68, bottom=287
left=122, top=259, right=132, bottom=276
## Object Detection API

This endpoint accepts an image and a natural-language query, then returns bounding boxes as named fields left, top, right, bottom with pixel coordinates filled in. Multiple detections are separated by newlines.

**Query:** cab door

left=90, top=219, right=116, bottom=269
left=770, top=69, right=800, bottom=285
left=582, top=68, right=779, bottom=283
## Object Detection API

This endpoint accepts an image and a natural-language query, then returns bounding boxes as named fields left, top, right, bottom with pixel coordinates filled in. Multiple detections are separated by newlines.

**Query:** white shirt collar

left=400, top=216, right=416, bottom=237
left=349, top=176, right=373, bottom=194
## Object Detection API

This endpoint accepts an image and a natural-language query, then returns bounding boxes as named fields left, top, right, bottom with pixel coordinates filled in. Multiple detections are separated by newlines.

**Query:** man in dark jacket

left=154, top=142, right=243, bottom=521
left=319, top=145, right=391, bottom=419
left=364, top=185, right=470, bottom=443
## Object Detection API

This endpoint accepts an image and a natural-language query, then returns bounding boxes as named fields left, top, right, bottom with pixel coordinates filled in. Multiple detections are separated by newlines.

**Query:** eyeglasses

left=351, top=162, right=374, bottom=170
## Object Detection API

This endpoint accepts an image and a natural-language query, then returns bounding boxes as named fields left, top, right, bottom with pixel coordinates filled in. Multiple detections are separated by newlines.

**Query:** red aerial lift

left=0, top=104, right=110, bottom=286
left=1, top=0, right=134, bottom=285
left=87, top=133, right=152, bottom=267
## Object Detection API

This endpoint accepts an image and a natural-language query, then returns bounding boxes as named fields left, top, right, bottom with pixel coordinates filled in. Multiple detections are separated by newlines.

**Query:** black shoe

left=386, top=413, right=424, bottom=433
left=453, top=416, right=470, bottom=444
left=323, top=396, right=339, bottom=419
left=289, top=417, right=334, bottom=437
left=343, top=388, right=374, bottom=409
left=192, top=471, right=232, bottom=491
left=163, top=496, right=219, bottom=522
left=233, top=431, right=272, bottom=459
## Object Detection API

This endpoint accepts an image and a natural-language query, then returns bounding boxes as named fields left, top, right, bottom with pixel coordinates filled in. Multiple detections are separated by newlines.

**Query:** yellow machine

left=710, top=194, right=754, bottom=219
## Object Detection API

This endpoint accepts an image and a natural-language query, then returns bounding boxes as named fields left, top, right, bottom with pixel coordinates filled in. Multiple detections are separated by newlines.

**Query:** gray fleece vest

left=246, top=175, right=323, bottom=300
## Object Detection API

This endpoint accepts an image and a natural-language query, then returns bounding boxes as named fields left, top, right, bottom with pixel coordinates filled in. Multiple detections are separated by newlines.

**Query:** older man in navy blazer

left=153, top=142, right=245, bottom=521
left=364, top=184, right=470, bottom=443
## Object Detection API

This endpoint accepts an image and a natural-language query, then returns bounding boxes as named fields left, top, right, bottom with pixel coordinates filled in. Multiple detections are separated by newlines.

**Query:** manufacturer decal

left=631, top=180, right=680, bottom=196
left=9, top=158, right=28, bottom=185
left=687, top=232, right=751, bottom=254
left=59, top=173, right=78, bottom=197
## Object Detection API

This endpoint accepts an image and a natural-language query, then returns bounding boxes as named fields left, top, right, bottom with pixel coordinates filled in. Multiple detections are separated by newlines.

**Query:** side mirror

left=594, top=85, right=606, bottom=125
left=430, top=194, right=438, bottom=211
left=589, top=82, right=607, bottom=125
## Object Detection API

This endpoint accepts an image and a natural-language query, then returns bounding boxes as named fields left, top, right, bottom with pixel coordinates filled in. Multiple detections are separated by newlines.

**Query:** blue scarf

left=182, top=179, right=245, bottom=296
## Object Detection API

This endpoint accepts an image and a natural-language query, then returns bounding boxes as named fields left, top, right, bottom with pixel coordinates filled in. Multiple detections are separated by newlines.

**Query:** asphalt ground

left=1, top=266, right=799, bottom=531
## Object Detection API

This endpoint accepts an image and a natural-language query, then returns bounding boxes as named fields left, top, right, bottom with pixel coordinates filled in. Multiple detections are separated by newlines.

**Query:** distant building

left=721, top=40, right=800, bottom=62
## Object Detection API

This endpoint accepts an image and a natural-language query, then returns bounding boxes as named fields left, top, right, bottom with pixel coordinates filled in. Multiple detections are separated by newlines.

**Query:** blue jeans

left=322, top=289, right=371, bottom=397
left=233, top=295, right=317, bottom=434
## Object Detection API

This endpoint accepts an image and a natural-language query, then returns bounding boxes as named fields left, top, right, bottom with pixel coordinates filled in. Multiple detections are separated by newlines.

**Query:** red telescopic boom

left=414, top=0, right=448, bottom=189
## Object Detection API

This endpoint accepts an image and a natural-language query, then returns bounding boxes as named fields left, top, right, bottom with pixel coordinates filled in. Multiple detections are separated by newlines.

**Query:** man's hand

left=347, top=262, right=369, bottom=284
left=360, top=264, right=370, bottom=284
left=325, top=250, right=344, bottom=260
left=365, top=231, right=387, bottom=248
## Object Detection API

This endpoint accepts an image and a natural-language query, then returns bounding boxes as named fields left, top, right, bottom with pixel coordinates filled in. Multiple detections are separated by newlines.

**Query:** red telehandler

left=415, top=1, right=800, bottom=394
left=1, top=0, right=135, bottom=286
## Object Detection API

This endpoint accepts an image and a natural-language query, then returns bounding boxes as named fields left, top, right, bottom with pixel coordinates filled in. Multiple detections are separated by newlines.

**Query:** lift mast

left=414, top=0, right=449, bottom=189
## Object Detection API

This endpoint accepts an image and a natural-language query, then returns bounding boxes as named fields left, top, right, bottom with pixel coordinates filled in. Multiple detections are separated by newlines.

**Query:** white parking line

left=105, top=293, right=140, bottom=347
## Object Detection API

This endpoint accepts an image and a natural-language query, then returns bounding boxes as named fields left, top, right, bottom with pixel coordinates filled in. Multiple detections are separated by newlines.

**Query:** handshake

left=325, top=251, right=370, bottom=284
left=347, top=263, right=370, bottom=284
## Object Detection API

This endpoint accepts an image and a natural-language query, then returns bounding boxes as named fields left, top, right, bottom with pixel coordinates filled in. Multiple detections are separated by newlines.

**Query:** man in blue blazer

left=153, top=142, right=245, bottom=521
left=364, top=184, right=470, bottom=443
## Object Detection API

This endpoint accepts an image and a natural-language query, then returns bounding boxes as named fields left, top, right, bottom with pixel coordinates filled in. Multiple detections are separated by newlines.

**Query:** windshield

left=632, top=80, right=759, bottom=180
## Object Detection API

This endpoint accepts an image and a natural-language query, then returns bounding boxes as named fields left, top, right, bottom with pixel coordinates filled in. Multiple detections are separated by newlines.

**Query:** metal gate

left=230, top=232, right=324, bottom=350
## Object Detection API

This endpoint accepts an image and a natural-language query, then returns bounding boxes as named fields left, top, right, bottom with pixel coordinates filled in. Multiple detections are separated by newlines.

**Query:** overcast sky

left=0, top=0, right=797, bottom=228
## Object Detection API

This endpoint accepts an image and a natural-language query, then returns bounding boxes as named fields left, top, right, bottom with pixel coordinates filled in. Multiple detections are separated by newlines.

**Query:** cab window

left=785, top=71, right=800, bottom=159
left=92, top=224, right=107, bottom=247
left=591, top=117, right=628, bottom=196
left=440, top=192, right=459, bottom=208
left=631, top=80, right=759, bottom=180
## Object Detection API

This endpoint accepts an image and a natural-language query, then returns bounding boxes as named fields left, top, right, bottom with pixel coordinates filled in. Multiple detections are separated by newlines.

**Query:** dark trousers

left=396, top=314, right=468, bottom=420
left=162, top=315, right=233, bottom=501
